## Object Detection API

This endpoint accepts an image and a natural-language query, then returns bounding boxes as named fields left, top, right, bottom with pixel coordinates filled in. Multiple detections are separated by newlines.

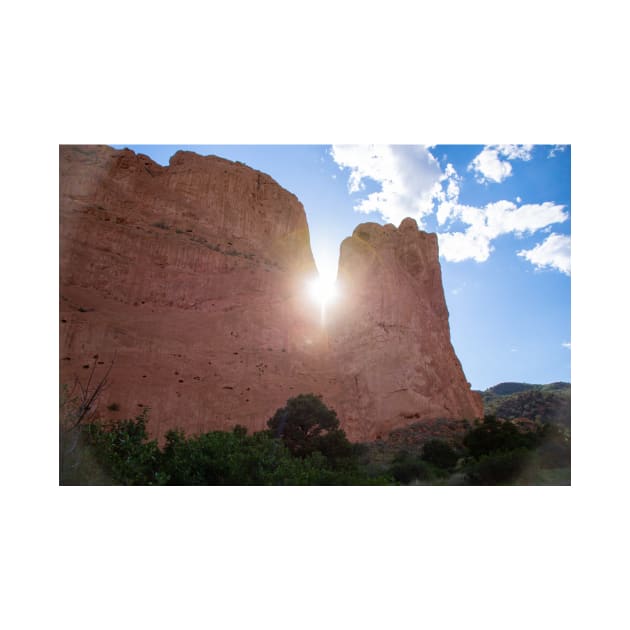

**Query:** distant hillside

left=478, top=382, right=571, bottom=428
left=486, top=382, right=538, bottom=396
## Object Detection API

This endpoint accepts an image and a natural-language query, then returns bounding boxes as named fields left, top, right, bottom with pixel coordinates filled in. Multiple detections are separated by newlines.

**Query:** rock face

left=60, top=145, right=482, bottom=442
left=325, top=220, right=483, bottom=439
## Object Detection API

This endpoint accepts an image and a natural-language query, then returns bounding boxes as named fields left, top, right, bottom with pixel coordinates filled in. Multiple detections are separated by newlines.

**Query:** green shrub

left=465, top=448, right=533, bottom=485
left=463, top=416, right=540, bottom=458
left=536, top=424, right=571, bottom=468
left=389, top=451, right=436, bottom=484
left=86, top=410, right=167, bottom=485
left=422, top=439, right=459, bottom=470
left=160, top=425, right=389, bottom=486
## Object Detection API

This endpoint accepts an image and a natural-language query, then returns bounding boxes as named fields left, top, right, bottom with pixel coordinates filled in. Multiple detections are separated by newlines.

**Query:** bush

left=161, top=425, right=389, bottom=486
left=536, top=424, right=571, bottom=468
left=86, top=410, right=167, bottom=485
left=389, top=451, right=436, bottom=484
left=161, top=426, right=296, bottom=485
left=422, top=439, right=459, bottom=470
left=61, top=393, right=393, bottom=485
left=463, top=416, right=540, bottom=458
left=465, top=448, right=533, bottom=485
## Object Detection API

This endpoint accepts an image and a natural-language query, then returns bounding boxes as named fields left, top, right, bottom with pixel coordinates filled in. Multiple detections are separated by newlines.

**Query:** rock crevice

left=60, top=145, right=483, bottom=441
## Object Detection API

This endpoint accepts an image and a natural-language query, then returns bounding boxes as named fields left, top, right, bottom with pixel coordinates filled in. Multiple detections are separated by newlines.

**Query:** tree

left=267, top=394, right=353, bottom=465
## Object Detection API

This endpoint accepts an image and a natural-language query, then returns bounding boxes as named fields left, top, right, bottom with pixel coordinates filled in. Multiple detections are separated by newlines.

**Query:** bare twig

left=61, top=355, right=116, bottom=433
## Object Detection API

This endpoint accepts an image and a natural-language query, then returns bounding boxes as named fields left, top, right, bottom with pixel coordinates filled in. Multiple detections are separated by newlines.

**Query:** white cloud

left=437, top=200, right=568, bottom=263
left=438, top=229, right=493, bottom=263
left=330, top=145, right=443, bottom=227
left=468, top=147, right=512, bottom=183
left=330, top=144, right=570, bottom=274
left=517, top=233, right=571, bottom=275
left=496, top=144, right=533, bottom=160
left=485, top=201, right=568, bottom=238
left=549, top=144, right=568, bottom=158
left=436, top=163, right=462, bottom=226
left=468, top=144, right=534, bottom=183
left=562, top=342, right=571, bottom=349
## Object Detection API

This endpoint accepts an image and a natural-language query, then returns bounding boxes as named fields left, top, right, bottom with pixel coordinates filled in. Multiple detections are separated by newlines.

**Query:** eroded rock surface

left=325, top=219, right=483, bottom=439
left=60, top=145, right=482, bottom=441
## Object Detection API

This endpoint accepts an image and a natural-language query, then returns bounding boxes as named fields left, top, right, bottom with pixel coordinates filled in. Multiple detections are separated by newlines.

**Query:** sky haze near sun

left=112, top=144, right=571, bottom=391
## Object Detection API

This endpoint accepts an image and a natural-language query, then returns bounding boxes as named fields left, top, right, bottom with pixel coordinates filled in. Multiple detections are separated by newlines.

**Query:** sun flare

left=308, top=276, right=337, bottom=306
left=307, top=275, right=339, bottom=326
left=308, top=276, right=338, bottom=308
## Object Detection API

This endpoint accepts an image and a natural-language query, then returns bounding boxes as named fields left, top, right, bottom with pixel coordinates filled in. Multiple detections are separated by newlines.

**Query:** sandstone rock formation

left=325, top=219, right=483, bottom=439
left=60, top=145, right=482, bottom=442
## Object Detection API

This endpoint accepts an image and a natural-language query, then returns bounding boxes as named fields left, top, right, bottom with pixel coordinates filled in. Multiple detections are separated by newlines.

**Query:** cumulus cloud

left=437, top=200, right=568, bottom=263
left=438, top=221, right=494, bottom=262
left=517, top=233, right=571, bottom=275
left=562, top=342, right=571, bottom=349
left=330, top=145, right=443, bottom=227
left=468, top=144, right=534, bottom=183
left=330, top=144, right=570, bottom=275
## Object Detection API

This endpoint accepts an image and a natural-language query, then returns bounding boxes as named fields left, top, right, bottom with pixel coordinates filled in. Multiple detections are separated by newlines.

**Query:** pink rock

left=59, top=145, right=483, bottom=442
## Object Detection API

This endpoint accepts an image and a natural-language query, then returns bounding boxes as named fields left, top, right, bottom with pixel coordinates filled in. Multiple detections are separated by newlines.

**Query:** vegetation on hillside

left=479, top=381, right=571, bottom=428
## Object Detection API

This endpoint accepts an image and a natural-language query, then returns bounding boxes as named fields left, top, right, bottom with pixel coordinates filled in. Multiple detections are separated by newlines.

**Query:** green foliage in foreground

left=421, top=439, right=460, bottom=470
left=60, top=390, right=570, bottom=486
left=62, top=410, right=392, bottom=486
left=461, top=417, right=570, bottom=485
left=465, top=448, right=534, bottom=485
left=463, top=415, right=541, bottom=458
left=161, top=424, right=382, bottom=485
left=85, top=410, right=168, bottom=485
left=389, top=451, right=439, bottom=484
left=380, top=417, right=571, bottom=486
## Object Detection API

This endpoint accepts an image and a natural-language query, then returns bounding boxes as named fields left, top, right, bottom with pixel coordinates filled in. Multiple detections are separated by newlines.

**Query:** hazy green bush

left=421, top=439, right=459, bottom=470
left=389, top=451, right=437, bottom=484
left=465, top=448, right=533, bottom=485
left=463, top=416, right=540, bottom=458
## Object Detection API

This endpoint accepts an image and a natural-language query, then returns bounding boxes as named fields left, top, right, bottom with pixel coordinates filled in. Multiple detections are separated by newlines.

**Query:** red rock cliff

left=60, top=145, right=482, bottom=441
left=325, top=219, right=483, bottom=439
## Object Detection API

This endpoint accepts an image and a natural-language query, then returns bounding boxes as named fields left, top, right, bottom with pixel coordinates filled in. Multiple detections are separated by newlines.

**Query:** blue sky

left=112, top=144, right=570, bottom=391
